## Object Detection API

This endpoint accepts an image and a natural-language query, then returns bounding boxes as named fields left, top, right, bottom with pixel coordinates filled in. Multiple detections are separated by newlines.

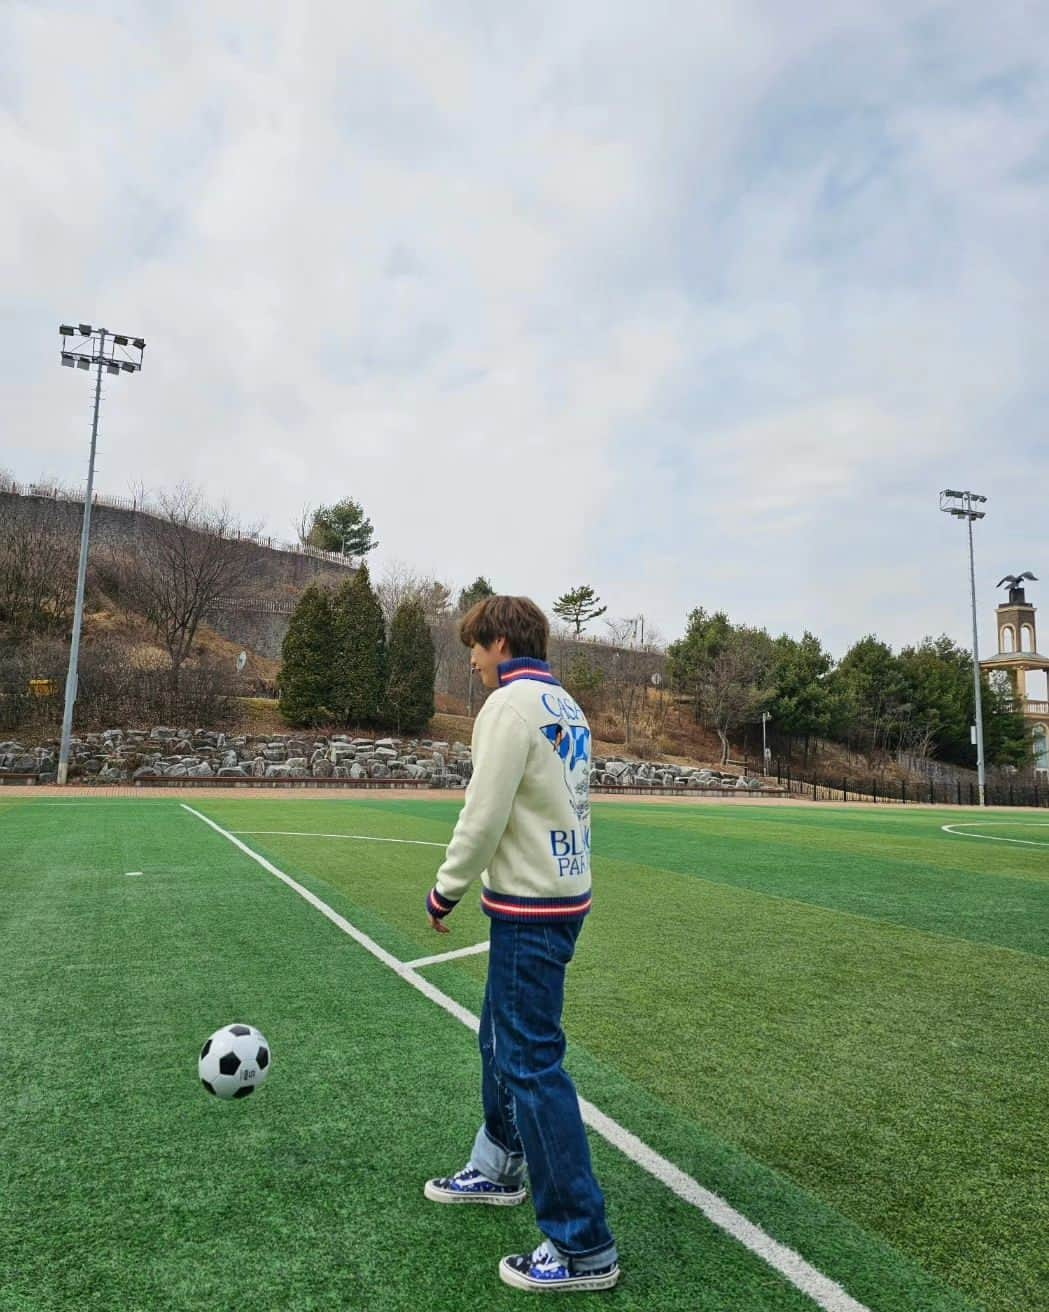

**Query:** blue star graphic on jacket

left=540, top=722, right=591, bottom=823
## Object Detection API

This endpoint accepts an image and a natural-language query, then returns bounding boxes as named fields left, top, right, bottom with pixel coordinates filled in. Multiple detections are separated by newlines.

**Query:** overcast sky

left=2, top=1, right=1046, bottom=658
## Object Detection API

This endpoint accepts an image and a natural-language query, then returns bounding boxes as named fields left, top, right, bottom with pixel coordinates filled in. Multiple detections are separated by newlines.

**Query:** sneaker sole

left=498, top=1261, right=620, bottom=1292
left=424, top=1180, right=527, bottom=1206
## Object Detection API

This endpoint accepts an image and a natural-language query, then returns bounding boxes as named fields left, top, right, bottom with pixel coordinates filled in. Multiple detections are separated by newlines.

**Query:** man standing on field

left=423, top=595, right=619, bottom=1293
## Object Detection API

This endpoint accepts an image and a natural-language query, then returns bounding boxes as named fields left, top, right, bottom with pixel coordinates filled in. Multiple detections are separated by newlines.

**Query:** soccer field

left=1, top=796, right=1046, bottom=1312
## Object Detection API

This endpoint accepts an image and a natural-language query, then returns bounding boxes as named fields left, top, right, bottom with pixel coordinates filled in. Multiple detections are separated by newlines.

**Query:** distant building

left=980, top=576, right=1049, bottom=773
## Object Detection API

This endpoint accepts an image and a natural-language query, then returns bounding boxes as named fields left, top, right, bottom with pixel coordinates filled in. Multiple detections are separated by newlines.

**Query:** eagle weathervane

left=996, top=572, right=1038, bottom=604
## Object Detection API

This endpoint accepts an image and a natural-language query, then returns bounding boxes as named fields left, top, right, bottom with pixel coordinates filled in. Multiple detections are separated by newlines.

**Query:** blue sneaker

left=499, top=1241, right=620, bottom=1292
left=424, top=1165, right=526, bottom=1206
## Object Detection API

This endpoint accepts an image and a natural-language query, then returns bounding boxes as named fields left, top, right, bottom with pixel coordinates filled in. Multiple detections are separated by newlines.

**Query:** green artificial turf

left=1, top=795, right=1046, bottom=1311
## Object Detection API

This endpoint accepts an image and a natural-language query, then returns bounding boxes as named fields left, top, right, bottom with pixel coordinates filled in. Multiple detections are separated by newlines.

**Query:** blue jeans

left=468, top=916, right=617, bottom=1271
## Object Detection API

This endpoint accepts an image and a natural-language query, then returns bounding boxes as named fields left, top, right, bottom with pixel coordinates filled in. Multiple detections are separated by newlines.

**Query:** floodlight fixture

left=938, top=488, right=989, bottom=805
left=55, top=322, right=146, bottom=785
left=133, top=338, right=145, bottom=350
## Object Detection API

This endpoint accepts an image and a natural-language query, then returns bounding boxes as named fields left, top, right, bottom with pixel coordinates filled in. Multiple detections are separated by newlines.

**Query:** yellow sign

left=28, top=679, right=58, bottom=697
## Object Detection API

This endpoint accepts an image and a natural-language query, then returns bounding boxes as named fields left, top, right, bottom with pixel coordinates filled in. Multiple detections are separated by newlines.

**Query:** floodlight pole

left=940, top=489, right=987, bottom=807
left=56, top=324, right=145, bottom=785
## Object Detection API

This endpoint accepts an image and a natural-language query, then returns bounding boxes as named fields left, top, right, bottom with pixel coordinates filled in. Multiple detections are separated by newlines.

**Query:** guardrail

left=1, top=482, right=353, bottom=568
left=205, top=596, right=299, bottom=614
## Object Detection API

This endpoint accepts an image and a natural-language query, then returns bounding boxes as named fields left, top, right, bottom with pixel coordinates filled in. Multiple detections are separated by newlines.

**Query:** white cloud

left=2, top=0, right=1047, bottom=659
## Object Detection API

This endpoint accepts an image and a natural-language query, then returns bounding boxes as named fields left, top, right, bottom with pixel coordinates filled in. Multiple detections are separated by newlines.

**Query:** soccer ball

left=198, top=1023, right=271, bottom=1100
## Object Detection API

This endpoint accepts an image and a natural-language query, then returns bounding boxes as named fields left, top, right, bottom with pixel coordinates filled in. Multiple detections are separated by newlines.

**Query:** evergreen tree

left=897, top=636, right=973, bottom=763
left=666, top=607, right=732, bottom=722
left=277, top=585, right=337, bottom=727
left=562, top=653, right=605, bottom=713
left=308, top=498, right=378, bottom=557
left=552, top=585, right=607, bottom=636
left=983, top=673, right=1031, bottom=768
left=457, top=576, right=495, bottom=612
left=332, top=564, right=388, bottom=728
left=768, top=631, right=835, bottom=757
left=827, top=636, right=910, bottom=753
left=386, top=599, right=436, bottom=734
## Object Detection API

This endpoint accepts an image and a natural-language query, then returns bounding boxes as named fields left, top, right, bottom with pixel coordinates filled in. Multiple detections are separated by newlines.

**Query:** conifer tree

left=457, top=576, right=495, bottom=612
left=386, top=598, right=436, bottom=734
left=277, top=585, right=337, bottom=727
left=553, top=584, right=607, bottom=635
left=332, top=563, right=388, bottom=728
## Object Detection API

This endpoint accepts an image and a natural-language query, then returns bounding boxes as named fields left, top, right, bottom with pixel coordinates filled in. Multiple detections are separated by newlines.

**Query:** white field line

left=231, top=830, right=446, bottom=848
left=942, top=821, right=1049, bottom=848
left=183, top=803, right=870, bottom=1312
left=405, top=940, right=491, bottom=968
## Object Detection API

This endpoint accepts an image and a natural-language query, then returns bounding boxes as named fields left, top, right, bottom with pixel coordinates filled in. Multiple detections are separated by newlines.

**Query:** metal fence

left=774, top=762, right=1049, bottom=807
left=1, top=481, right=353, bottom=568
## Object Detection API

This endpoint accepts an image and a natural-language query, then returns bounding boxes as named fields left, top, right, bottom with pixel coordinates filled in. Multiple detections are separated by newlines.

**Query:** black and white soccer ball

left=198, top=1023, right=271, bottom=1100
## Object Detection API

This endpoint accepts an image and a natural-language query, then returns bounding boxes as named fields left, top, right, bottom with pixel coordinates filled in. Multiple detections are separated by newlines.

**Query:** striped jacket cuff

left=427, top=887, right=460, bottom=920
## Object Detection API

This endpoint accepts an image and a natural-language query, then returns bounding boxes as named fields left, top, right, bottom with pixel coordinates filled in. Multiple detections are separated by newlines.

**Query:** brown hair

left=460, top=595, right=549, bottom=660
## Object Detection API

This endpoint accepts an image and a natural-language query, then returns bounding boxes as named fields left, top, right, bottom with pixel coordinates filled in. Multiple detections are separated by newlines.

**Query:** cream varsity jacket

left=426, top=658, right=592, bottom=922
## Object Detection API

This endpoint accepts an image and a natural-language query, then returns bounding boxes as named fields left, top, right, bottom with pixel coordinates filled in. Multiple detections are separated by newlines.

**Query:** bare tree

left=0, top=495, right=79, bottom=634
left=378, top=560, right=454, bottom=683
left=115, top=485, right=262, bottom=695
left=293, top=502, right=316, bottom=549
left=603, top=618, right=656, bottom=748
left=699, top=626, right=777, bottom=764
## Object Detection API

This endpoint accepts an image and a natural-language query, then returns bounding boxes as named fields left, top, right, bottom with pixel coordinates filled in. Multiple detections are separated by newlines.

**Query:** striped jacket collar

left=497, top=657, right=560, bottom=687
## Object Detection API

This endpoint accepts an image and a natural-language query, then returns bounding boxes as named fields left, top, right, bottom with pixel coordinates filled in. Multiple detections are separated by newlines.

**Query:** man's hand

left=428, top=914, right=451, bottom=934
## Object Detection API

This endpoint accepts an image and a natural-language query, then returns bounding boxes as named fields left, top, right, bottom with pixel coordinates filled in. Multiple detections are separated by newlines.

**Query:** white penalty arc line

left=182, top=803, right=869, bottom=1312
left=941, top=821, right=1049, bottom=848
